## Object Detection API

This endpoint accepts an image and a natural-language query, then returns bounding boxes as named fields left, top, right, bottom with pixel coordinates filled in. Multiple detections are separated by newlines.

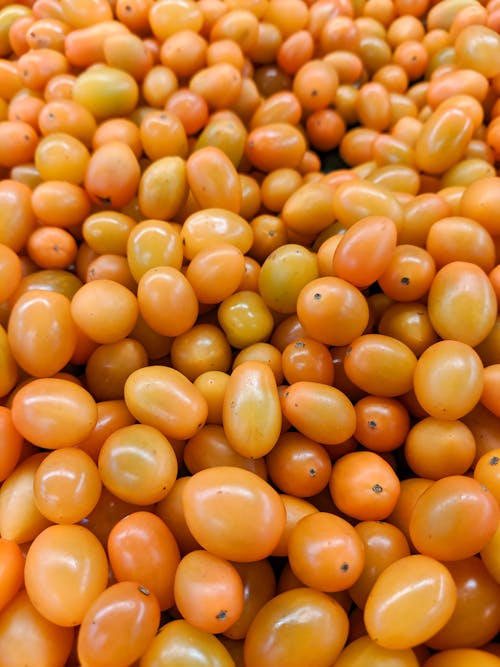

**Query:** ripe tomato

left=282, top=381, right=356, bottom=445
left=174, top=550, right=244, bottom=634
left=107, top=511, right=180, bottom=611
left=223, top=361, right=281, bottom=458
left=24, top=524, right=109, bottom=627
left=182, top=466, right=286, bottom=562
left=0, top=590, right=74, bottom=667
left=364, top=555, right=457, bottom=650
left=11, top=378, right=97, bottom=449
left=98, top=423, right=178, bottom=505
left=77, top=581, right=161, bottom=667
left=288, top=511, right=365, bottom=592
left=140, top=619, right=235, bottom=667
left=413, top=340, right=484, bottom=420
left=330, top=451, right=401, bottom=521
left=124, top=365, right=208, bottom=441
left=409, top=476, right=499, bottom=561
left=244, top=588, right=349, bottom=667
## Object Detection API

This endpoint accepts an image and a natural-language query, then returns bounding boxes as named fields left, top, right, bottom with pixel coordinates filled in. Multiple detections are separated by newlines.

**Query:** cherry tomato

left=182, top=466, right=286, bottom=562
left=77, top=581, right=161, bottom=667
left=409, top=475, right=499, bottom=561
left=24, top=524, right=109, bottom=627
left=107, top=511, right=180, bottom=611
left=364, top=555, right=457, bottom=649
left=223, top=361, right=281, bottom=458
left=244, top=588, right=349, bottom=667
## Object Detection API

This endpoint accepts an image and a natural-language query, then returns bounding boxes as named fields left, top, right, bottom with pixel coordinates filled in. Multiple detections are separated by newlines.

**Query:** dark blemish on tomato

left=340, top=562, right=349, bottom=572
left=138, top=585, right=150, bottom=595
left=313, top=293, right=321, bottom=300
left=216, top=610, right=227, bottom=620
left=401, top=276, right=410, bottom=285
left=309, top=468, right=316, bottom=476
left=489, top=456, right=499, bottom=466
left=372, top=483, right=383, bottom=493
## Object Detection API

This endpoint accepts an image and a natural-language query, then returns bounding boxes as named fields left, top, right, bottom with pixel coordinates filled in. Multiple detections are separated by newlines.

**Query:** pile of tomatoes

left=2, top=0, right=500, bottom=664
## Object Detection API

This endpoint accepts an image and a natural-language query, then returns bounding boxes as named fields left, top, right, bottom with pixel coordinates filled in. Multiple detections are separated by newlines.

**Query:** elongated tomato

left=415, top=107, right=474, bottom=175
left=223, top=361, right=281, bottom=458
left=186, top=146, right=241, bottom=213
left=282, top=382, right=356, bottom=445
left=124, top=365, right=208, bottom=440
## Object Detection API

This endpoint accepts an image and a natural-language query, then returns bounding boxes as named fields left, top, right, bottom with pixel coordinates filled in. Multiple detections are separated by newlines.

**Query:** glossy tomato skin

left=107, top=511, right=181, bottom=611
left=124, top=365, right=208, bottom=441
left=364, top=555, right=457, bottom=650
left=7, top=289, right=77, bottom=378
left=409, top=476, right=499, bottom=561
left=334, top=635, right=419, bottom=667
left=77, top=581, right=161, bottom=667
left=0, top=590, right=74, bottom=667
left=282, top=381, right=356, bottom=445
left=413, top=340, right=484, bottom=420
left=222, top=361, right=282, bottom=458
left=11, top=378, right=97, bottom=449
left=244, top=587, right=349, bottom=667
left=24, top=524, right=109, bottom=627
left=182, top=466, right=286, bottom=562
left=427, top=261, right=497, bottom=346
left=140, top=619, right=236, bottom=667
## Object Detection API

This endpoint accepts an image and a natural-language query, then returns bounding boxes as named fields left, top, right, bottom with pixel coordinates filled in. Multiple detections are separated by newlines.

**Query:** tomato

left=409, top=476, right=499, bottom=561
left=405, top=417, right=476, bottom=480
left=223, top=361, right=281, bottom=458
left=332, top=216, right=397, bottom=288
left=0, top=326, right=18, bottom=399
left=8, top=289, right=77, bottom=378
left=140, top=619, right=236, bottom=667
left=174, top=549, right=244, bottom=634
left=33, top=447, right=101, bottom=524
left=218, top=290, right=274, bottom=348
left=182, top=466, right=286, bottom=562
left=258, top=244, right=319, bottom=314
left=344, top=334, right=417, bottom=398
left=288, top=511, right=365, bottom=592
left=330, top=451, right=401, bottom=521
left=266, top=432, right=332, bottom=498
left=426, top=556, right=500, bottom=650
left=282, top=381, right=356, bottom=445
left=0, top=409, right=22, bottom=485
left=354, top=396, right=410, bottom=453
left=11, top=378, right=97, bottom=449
left=423, top=649, right=500, bottom=667
left=98, top=423, right=178, bottom=505
left=72, top=64, right=139, bottom=119
left=0, top=539, right=24, bottom=614
left=181, top=208, right=253, bottom=260
left=77, top=581, right=161, bottom=667
left=24, top=524, right=109, bottom=627
left=0, top=590, right=74, bottom=667
left=187, top=146, right=242, bottom=213
left=427, top=261, right=497, bottom=346
left=71, top=279, right=139, bottom=344
left=124, top=365, right=208, bottom=441
left=107, top=511, right=180, bottom=611
left=364, top=555, right=457, bottom=650
left=413, top=340, right=484, bottom=420
left=297, top=277, right=370, bottom=347
left=0, top=453, right=51, bottom=544
left=244, top=588, right=349, bottom=667
left=334, top=635, right=419, bottom=666
left=349, top=521, right=410, bottom=610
